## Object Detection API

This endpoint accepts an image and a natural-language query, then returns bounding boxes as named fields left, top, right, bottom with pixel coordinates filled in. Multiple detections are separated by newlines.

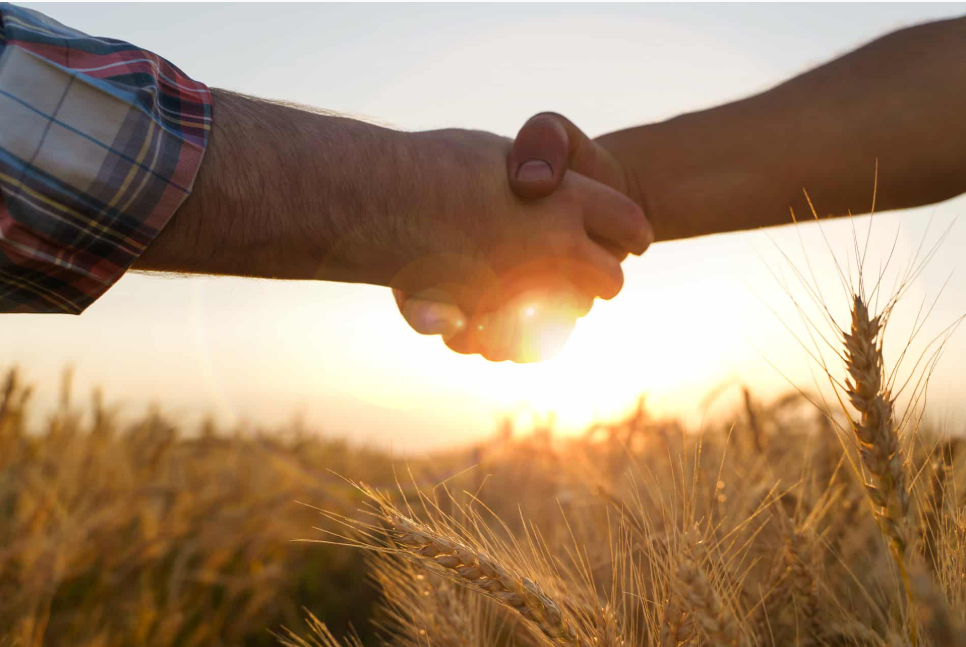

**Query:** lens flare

left=483, top=290, right=585, bottom=363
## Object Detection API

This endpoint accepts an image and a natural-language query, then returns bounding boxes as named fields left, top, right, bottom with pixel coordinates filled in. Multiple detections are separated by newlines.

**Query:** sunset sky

left=5, top=3, right=966, bottom=450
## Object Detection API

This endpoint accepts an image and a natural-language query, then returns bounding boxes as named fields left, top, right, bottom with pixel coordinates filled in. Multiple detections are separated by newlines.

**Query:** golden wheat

left=843, top=293, right=919, bottom=644
left=843, top=295, right=912, bottom=552
left=667, top=528, right=745, bottom=647
left=5, top=252, right=963, bottom=647
left=391, top=514, right=582, bottom=645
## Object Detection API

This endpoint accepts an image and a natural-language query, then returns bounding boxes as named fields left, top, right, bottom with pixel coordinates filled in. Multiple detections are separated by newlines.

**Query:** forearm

left=135, top=89, right=429, bottom=286
left=598, top=16, right=966, bottom=242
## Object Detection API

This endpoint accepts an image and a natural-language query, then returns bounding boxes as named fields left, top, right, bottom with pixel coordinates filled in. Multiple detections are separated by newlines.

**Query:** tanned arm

left=136, top=89, right=429, bottom=286
left=508, top=16, right=966, bottom=241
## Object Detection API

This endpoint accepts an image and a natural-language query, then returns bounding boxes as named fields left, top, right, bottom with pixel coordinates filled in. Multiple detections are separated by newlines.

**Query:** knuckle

left=602, top=267, right=624, bottom=299
left=624, top=201, right=647, bottom=230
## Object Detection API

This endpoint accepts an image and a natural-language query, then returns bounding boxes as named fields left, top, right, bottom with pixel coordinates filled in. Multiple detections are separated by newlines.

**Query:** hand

left=396, top=116, right=647, bottom=362
left=144, top=90, right=644, bottom=362
left=391, top=127, right=649, bottom=361
left=393, top=283, right=594, bottom=362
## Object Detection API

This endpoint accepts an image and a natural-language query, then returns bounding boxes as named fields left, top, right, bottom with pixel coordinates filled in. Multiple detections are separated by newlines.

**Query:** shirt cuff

left=0, top=4, right=211, bottom=313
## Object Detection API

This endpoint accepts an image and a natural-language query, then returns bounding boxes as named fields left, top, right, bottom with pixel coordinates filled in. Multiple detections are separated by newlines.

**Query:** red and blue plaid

left=0, top=3, right=211, bottom=313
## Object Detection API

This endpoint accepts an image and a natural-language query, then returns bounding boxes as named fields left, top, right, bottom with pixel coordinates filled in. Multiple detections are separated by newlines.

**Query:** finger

left=443, top=314, right=505, bottom=358
left=507, top=285, right=593, bottom=320
left=477, top=310, right=519, bottom=363
left=444, top=301, right=532, bottom=361
left=508, top=112, right=628, bottom=200
left=568, top=291, right=595, bottom=318
left=443, top=318, right=483, bottom=356
left=392, top=287, right=408, bottom=311
left=556, top=237, right=624, bottom=301
left=396, top=291, right=467, bottom=338
left=507, top=113, right=571, bottom=199
left=445, top=287, right=588, bottom=362
left=475, top=298, right=576, bottom=363
left=591, top=234, right=629, bottom=263
left=571, top=172, right=654, bottom=255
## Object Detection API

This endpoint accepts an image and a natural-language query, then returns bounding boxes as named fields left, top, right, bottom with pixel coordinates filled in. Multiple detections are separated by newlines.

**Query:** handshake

left=148, top=17, right=953, bottom=358
left=391, top=113, right=653, bottom=364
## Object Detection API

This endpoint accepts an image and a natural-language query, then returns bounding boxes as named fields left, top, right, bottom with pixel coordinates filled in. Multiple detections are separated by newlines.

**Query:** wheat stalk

left=275, top=610, right=363, bottom=647
left=826, top=620, right=889, bottom=647
left=667, top=530, right=746, bottom=647
left=391, top=515, right=582, bottom=646
left=844, top=295, right=911, bottom=549
left=660, top=606, right=693, bottom=647
left=367, top=549, right=486, bottom=647
left=843, top=293, right=918, bottom=644
left=782, top=525, right=823, bottom=646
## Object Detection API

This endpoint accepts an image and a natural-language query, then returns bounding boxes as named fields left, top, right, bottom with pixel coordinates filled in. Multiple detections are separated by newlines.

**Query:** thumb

left=393, top=289, right=467, bottom=338
left=507, top=112, right=627, bottom=200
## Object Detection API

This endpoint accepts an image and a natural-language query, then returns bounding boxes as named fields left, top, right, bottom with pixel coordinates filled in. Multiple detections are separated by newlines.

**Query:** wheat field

left=3, top=240, right=966, bottom=647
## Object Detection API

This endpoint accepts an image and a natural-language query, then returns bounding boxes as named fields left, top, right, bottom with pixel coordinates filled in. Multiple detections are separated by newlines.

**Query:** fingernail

left=515, top=159, right=553, bottom=182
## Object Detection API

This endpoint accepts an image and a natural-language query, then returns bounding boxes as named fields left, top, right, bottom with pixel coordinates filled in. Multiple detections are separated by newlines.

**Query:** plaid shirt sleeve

left=0, top=3, right=211, bottom=313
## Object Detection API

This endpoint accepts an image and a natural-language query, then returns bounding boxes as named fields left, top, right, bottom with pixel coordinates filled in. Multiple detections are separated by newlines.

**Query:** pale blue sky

left=5, top=3, right=966, bottom=449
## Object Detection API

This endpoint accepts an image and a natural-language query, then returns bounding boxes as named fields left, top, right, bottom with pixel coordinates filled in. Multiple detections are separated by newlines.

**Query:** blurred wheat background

left=4, top=260, right=965, bottom=646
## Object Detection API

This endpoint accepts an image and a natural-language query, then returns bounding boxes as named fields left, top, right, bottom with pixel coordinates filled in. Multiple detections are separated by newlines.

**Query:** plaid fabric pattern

left=0, top=3, right=211, bottom=313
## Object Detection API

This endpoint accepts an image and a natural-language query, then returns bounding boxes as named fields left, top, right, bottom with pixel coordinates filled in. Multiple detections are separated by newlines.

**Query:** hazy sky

left=6, top=3, right=966, bottom=450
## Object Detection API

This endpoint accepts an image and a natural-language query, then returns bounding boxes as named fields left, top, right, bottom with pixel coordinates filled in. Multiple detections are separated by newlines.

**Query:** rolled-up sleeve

left=0, top=3, right=211, bottom=313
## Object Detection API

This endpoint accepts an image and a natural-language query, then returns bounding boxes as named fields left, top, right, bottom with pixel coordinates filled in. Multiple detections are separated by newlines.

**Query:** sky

left=5, top=2, right=966, bottom=451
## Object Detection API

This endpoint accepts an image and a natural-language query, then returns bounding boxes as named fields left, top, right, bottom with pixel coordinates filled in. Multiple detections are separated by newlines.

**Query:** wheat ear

left=391, top=515, right=582, bottom=646
left=782, top=526, right=823, bottom=646
left=843, top=294, right=917, bottom=644
left=668, top=531, right=745, bottom=647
